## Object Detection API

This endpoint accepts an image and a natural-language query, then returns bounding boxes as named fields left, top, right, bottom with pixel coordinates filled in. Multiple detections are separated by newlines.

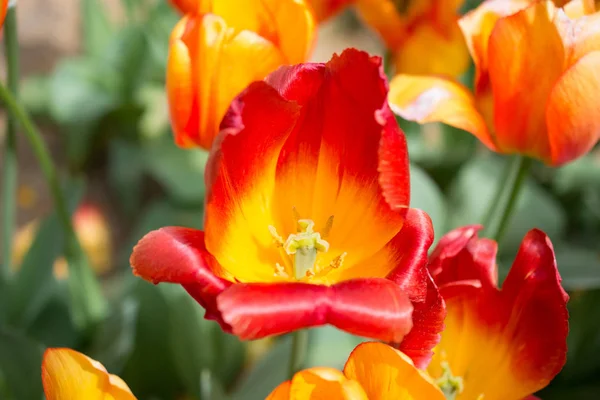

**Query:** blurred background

left=1, top=0, right=600, bottom=399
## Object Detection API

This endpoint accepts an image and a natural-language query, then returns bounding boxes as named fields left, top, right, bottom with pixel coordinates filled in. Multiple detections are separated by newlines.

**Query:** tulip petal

left=0, top=0, right=6, bottom=29
left=344, top=342, right=445, bottom=400
left=167, top=14, right=284, bottom=150
left=175, top=0, right=315, bottom=63
left=458, top=0, right=532, bottom=89
left=130, top=227, right=232, bottom=327
left=487, top=1, right=564, bottom=161
left=428, top=229, right=569, bottom=400
left=267, top=380, right=292, bottom=400
left=216, top=278, right=413, bottom=341
left=289, top=368, right=368, bottom=399
left=306, top=0, right=354, bottom=22
left=42, top=348, right=135, bottom=400
left=546, top=51, right=600, bottom=166
left=388, top=75, right=496, bottom=150
left=206, top=49, right=410, bottom=283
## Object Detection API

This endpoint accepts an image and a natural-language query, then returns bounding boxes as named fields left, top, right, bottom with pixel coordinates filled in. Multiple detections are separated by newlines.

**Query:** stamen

left=321, top=216, right=334, bottom=239
left=268, top=225, right=284, bottom=247
left=436, top=361, right=464, bottom=400
left=284, top=219, right=330, bottom=280
left=275, top=263, right=289, bottom=278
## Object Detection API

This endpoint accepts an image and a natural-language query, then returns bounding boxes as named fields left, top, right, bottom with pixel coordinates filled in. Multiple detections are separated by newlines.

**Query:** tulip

left=426, top=226, right=569, bottom=399
left=268, top=342, right=445, bottom=399
left=305, top=0, right=354, bottom=21
left=132, top=49, right=445, bottom=366
left=42, top=348, right=136, bottom=400
left=388, top=0, right=600, bottom=166
left=355, top=0, right=470, bottom=76
left=166, top=0, right=315, bottom=149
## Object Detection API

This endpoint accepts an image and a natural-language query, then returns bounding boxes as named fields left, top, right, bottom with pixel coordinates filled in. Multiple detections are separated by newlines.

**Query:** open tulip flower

left=42, top=348, right=136, bottom=400
left=268, top=342, right=445, bottom=399
left=426, top=226, right=569, bottom=399
left=167, top=0, right=315, bottom=149
left=132, top=49, right=445, bottom=366
left=355, top=0, right=470, bottom=76
left=389, top=0, right=600, bottom=166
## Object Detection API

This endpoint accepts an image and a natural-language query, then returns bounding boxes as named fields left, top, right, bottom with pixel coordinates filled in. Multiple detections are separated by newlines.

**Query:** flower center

left=269, top=216, right=346, bottom=280
left=436, top=361, right=464, bottom=400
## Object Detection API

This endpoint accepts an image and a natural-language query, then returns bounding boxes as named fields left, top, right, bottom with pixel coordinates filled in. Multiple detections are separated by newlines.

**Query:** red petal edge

left=216, top=278, right=414, bottom=341
left=130, top=227, right=232, bottom=328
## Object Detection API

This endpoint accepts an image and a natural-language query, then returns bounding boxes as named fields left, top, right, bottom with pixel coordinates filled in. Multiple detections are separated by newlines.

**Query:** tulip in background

left=427, top=227, right=569, bottom=399
left=42, top=348, right=136, bottom=400
left=305, top=0, right=354, bottom=21
left=268, top=342, right=445, bottom=399
left=131, top=49, right=445, bottom=366
left=388, top=0, right=600, bottom=166
left=355, top=0, right=470, bottom=76
left=166, top=0, right=315, bottom=149
left=11, top=202, right=113, bottom=279
left=0, top=0, right=7, bottom=29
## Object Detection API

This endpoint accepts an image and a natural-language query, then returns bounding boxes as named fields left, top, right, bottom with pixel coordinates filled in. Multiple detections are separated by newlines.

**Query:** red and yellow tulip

left=268, top=342, right=445, bottom=399
left=132, top=49, right=445, bottom=365
left=426, top=226, right=569, bottom=399
left=355, top=0, right=470, bottom=76
left=42, top=348, right=136, bottom=400
left=389, top=0, right=600, bottom=166
left=166, top=0, right=315, bottom=149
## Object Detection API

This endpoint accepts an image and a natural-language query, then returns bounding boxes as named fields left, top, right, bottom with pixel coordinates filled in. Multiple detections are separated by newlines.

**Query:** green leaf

left=108, top=139, right=146, bottom=215
left=143, top=137, right=209, bottom=205
left=49, top=58, right=118, bottom=126
left=410, top=164, right=448, bottom=238
left=88, top=298, right=139, bottom=373
left=305, top=327, right=364, bottom=370
left=448, top=156, right=567, bottom=256
left=163, top=285, right=244, bottom=397
left=0, top=328, right=44, bottom=400
left=121, top=281, right=184, bottom=399
left=81, top=0, right=114, bottom=57
left=553, top=245, right=600, bottom=291
left=20, top=75, right=51, bottom=116
left=553, top=154, right=600, bottom=194
left=231, top=338, right=292, bottom=400
left=26, top=290, right=78, bottom=348
left=8, top=182, right=83, bottom=327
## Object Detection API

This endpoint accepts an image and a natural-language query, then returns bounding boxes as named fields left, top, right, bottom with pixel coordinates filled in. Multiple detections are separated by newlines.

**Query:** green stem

left=0, top=82, right=107, bottom=330
left=481, top=156, right=515, bottom=231
left=2, top=5, right=20, bottom=279
left=288, top=329, right=309, bottom=378
left=489, top=156, right=532, bottom=243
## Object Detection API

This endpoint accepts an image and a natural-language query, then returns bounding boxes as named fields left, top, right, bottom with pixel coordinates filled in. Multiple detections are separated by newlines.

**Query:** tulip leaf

left=553, top=244, right=600, bottom=291
left=81, top=0, right=113, bottom=57
left=448, top=156, right=567, bottom=255
left=410, top=164, right=448, bottom=239
left=231, top=338, right=292, bottom=400
left=143, top=137, right=209, bottom=205
left=0, top=328, right=44, bottom=400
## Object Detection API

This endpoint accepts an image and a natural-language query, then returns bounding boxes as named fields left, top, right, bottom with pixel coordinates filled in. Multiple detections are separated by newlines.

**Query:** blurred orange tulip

left=12, top=202, right=112, bottom=279
left=166, top=0, right=315, bottom=149
left=267, top=342, right=444, bottom=399
left=305, top=0, right=354, bottom=21
left=0, top=0, right=7, bottom=28
left=355, top=0, right=470, bottom=76
left=42, top=348, right=136, bottom=400
left=389, top=0, right=600, bottom=166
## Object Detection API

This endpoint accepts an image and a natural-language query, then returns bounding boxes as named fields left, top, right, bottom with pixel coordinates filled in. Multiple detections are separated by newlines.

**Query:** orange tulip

left=267, top=342, right=445, bottom=400
left=166, top=0, right=315, bottom=149
left=389, top=0, right=600, bottom=166
left=426, top=226, right=569, bottom=400
left=42, top=348, right=136, bottom=400
left=355, top=0, right=470, bottom=76
left=305, top=0, right=354, bottom=21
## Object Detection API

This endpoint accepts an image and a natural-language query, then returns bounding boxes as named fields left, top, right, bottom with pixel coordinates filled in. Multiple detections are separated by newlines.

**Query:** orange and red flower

left=42, top=348, right=136, bottom=400
left=389, top=0, right=600, bottom=166
left=426, top=226, right=569, bottom=399
left=132, top=49, right=444, bottom=365
left=268, top=342, right=445, bottom=399
left=166, top=0, right=315, bottom=149
left=355, top=0, right=470, bottom=76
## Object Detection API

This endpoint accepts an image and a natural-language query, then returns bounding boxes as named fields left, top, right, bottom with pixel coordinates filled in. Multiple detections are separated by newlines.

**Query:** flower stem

left=488, top=156, right=532, bottom=243
left=2, top=5, right=20, bottom=280
left=0, top=81, right=107, bottom=330
left=481, top=156, right=514, bottom=230
left=288, top=329, right=309, bottom=378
